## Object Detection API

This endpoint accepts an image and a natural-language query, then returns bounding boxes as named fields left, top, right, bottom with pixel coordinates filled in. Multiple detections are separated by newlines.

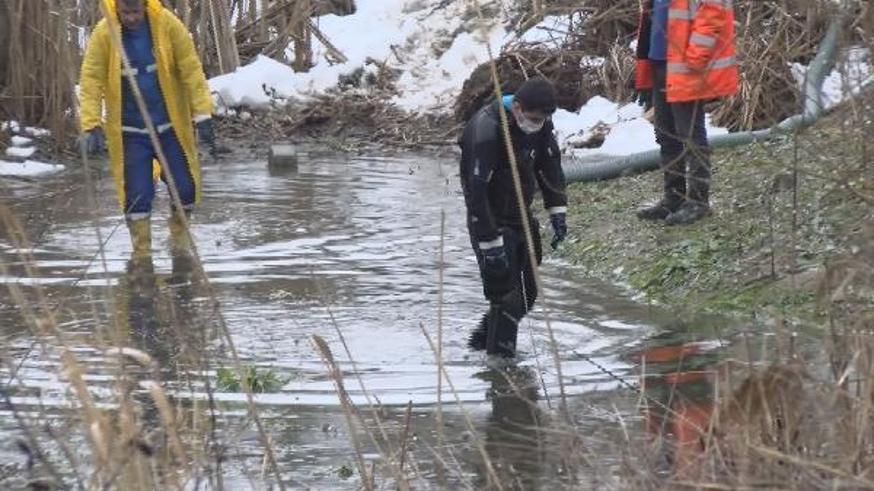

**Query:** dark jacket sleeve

left=462, top=112, right=502, bottom=246
left=535, top=124, right=567, bottom=212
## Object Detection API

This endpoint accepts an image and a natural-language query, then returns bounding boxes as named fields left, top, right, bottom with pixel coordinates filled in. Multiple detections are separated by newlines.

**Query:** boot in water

left=467, top=312, right=489, bottom=351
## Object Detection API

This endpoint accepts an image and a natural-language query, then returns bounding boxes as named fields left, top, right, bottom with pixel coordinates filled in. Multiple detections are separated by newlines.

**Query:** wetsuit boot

left=467, top=312, right=490, bottom=351
left=485, top=304, right=519, bottom=358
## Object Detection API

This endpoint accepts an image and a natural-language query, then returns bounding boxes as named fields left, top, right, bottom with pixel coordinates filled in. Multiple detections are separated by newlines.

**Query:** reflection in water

left=0, top=153, right=742, bottom=487
left=119, top=255, right=189, bottom=371
left=476, top=366, right=544, bottom=489
left=121, top=258, right=163, bottom=362
left=635, top=330, right=717, bottom=482
left=117, top=250, right=202, bottom=428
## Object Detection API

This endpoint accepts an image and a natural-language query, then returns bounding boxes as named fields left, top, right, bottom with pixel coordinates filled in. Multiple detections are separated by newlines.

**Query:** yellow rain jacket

left=79, top=0, right=213, bottom=209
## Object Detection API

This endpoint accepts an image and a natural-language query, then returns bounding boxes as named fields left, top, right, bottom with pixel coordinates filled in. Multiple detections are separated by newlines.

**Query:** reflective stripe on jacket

left=635, top=0, right=738, bottom=103
left=79, top=0, right=213, bottom=210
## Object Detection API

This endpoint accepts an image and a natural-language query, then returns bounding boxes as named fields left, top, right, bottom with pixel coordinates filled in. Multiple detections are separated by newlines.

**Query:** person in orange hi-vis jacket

left=633, top=0, right=738, bottom=226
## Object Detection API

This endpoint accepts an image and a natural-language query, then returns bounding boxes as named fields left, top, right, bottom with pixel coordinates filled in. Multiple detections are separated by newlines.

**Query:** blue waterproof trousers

left=123, top=129, right=195, bottom=220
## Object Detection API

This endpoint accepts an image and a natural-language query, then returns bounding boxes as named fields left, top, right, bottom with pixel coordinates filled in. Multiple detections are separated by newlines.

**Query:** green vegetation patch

left=559, top=109, right=872, bottom=323
left=216, top=365, right=289, bottom=393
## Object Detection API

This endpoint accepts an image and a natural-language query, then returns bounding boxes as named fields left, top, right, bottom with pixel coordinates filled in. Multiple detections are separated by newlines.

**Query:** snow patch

left=792, top=47, right=873, bottom=110
left=208, top=0, right=509, bottom=112
left=553, top=96, right=729, bottom=157
left=0, top=160, right=65, bottom=177
left=11, top=136, right=33, bottom=147
left=210, top=55, right=301, bottom=110
left=210, top=0, right=411, bottom=110
left=2, top=121, right=51, bottom=137
left=393, top=24, right=508, bottom=112
left=516, top=15, right=571, bottom=45
left=6, top=146, right=36, bottom=159
left=24, top=127, right=51, bottom=137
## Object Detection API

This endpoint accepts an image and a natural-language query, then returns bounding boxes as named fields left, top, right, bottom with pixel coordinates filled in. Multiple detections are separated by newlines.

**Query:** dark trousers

left=470, top=219, right=542, bottom=355
left=652, top=61, right=711, bottom=206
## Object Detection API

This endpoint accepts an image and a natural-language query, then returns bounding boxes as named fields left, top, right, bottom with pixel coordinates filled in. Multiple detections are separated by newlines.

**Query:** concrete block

left=269, top=144, right=299, bottom=171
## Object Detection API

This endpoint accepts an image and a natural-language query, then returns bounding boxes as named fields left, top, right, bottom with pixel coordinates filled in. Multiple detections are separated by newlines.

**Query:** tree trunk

left=292, top=0, right=313, bottom=72
left=0, top=0, right=8, bottom=95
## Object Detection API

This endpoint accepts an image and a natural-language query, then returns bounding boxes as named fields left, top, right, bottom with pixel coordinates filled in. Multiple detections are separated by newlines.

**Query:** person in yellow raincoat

left=78, top=0, right=214, bottom=263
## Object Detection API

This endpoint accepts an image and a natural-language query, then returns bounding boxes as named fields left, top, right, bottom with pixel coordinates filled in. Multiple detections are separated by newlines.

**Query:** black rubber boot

left=665, top=202, right=711, bottom=226
left=636, top=198, right=683, bottom=221
left=638, top=154, right=686, bottom=221
left=486, top=306, right=519, bottom=358
left=467, top=312, right=489, bottom=351
left=666, top=151, right=711, bottom=226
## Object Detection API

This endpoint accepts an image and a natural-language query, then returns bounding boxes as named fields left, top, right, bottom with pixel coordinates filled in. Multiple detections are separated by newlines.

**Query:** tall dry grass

left=0, top=0, right=349, bottom=147
left=2, top=0, right=874, bottom=489
left=0, top=1, right=80, bottom=151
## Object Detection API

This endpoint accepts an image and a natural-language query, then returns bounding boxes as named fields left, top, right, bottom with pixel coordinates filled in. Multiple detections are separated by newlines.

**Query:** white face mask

left=518, top=116, right=544, bottom=134
left=512, top=104, right=545, bottom=134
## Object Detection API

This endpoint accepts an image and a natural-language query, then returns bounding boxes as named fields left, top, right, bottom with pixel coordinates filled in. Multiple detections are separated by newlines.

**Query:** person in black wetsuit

left=459, top=78, right=568, bottom=358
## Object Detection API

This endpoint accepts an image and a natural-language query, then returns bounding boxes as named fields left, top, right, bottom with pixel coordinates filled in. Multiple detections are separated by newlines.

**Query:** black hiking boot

left=467, top=313, right=489, bottom=351
left=665, top=202, right=711, bottom=226
left=636, top=199, right=683, bottom=222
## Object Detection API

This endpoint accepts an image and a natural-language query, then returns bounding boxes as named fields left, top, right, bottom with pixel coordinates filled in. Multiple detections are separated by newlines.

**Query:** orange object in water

left=638, top=337, right=716, bottom=480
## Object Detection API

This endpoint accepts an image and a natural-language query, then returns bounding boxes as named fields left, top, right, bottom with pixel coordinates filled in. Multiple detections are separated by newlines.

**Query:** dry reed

left=0, top=0, right=352, bottom=148
left=2, top=0, right=874, bottom=490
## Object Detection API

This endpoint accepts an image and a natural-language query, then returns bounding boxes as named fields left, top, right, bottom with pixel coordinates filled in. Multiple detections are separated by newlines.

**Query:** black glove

left=550, top=212, right=567, bottom=250
left=195, top=118, right=215, bottom=147
left=481, top=244, right=509, bottom=277
left=78, top=127, right=106, bottom=157
left=634, top=89, right=653, bottom=111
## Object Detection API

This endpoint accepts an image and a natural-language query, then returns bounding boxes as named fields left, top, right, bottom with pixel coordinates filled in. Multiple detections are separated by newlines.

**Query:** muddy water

left=0, top=149, right=738, bottom=488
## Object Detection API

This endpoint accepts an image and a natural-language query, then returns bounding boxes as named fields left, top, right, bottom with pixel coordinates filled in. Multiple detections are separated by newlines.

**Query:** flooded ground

left=0, top=148, right=744, bottom=488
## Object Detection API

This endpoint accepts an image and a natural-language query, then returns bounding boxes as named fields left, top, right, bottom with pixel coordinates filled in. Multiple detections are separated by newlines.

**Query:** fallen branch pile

left=457, top=0, right=856, bottom=130
left=218, top=91, right=456, bottom=152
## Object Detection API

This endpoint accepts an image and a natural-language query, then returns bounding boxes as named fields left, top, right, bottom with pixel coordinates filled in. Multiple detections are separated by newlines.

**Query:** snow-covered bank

left=210, top=0, right=509, bottom=113
left=205, top=0, right=732, bottom=157
left=0, top=121, right=45, bottom=166
left=207, top=0, right=872, bottom=157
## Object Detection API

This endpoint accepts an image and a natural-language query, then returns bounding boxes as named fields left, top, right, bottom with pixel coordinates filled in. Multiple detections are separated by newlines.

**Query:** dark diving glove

left=550, top=212, right=567, bottom=250
left=78, top=127, right=106, bottom=157
left=481, top=244, right=510, bottom=277
left=195, top=118, right=215, bottom=147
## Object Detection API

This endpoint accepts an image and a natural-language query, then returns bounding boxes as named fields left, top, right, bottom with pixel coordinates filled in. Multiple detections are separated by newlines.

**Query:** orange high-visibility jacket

left=635, top=0, right=738, bottom=103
